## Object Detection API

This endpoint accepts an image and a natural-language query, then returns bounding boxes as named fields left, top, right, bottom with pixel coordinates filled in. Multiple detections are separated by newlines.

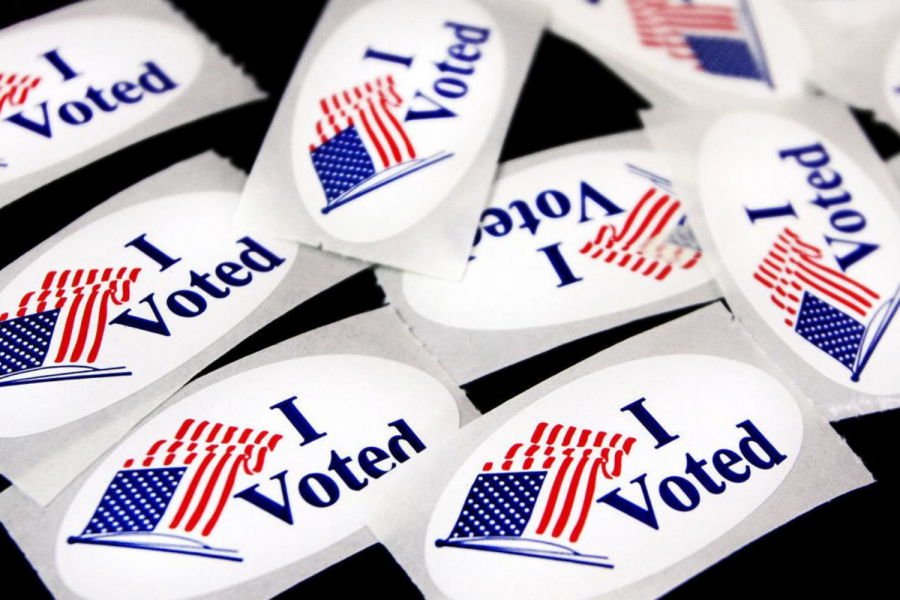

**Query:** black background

left=1, top=1, right=899, bottom=597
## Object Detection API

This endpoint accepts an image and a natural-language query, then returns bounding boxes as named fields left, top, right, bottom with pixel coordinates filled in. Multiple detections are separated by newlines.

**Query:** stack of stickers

left=0, top=0, right=896, bottom=599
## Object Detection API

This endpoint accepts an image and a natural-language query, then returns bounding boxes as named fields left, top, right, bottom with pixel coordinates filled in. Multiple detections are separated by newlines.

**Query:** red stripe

left=185, top=449, right=234, bottom=533
left=546, top=424, right=564, bottom=444
left=252, top=447, right=269, bottom=473
left=502, top=443, right=522, bottom=471
left=611, top=449, right=626, bottom=478
left=623, top=194, right=670, bottom=251
left=562, top=427, right=577, bottom=446
left=577, top=430, right=592, bottom=447
left=201, top=454, right=246, bottom=536
left=142, top=440, right=167, bottom=467
left=536, top=451, right=574, bottom=535
left=68, top=286, right=100, bottom=362
left=54, top=290, right=83, bottom=362
left=206, top=423, right=223, bottom=443
left=175, top=420, right=195, bottom=439
left=616, top=189, right=657, bottom=248
left=169, top=451, right=216, bottom=529
left=655, top=264, right=673, bottom=280
left=522, top=444, right=541, bottom=470
left=191, top=421, right=210, bottom=441
left=221, top=426, right=238, bottom=444
left=757, top=265, right=778, bottom=281
left=796, top=253, right=879, bottom=302
left=569, top=457, right=603, bottom=543
left=86, top=289, right=112, bottom=363
left=552, top=452, right=592, bottom=538
left=367, top=97, right=402, bottom=164
left=380, top=95, right=416, bottom=159
left=647, top=200, right=680, bottom=240
left=794, top=271, right=867, bottom=316
left=531, top=422, right=548, bottom=444
left=356, top=107, right=389, bottom=168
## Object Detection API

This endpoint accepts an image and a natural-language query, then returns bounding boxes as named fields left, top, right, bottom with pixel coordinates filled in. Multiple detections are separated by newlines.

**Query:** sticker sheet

left=0, top=0, right=264, bottom=209
left=379, top=133, right=719, bottom=383
left=357, top=303, right=872, bottom=599
left=0, top=153, right=365, bottom=505
left=0, top=307, right=476, bottom=600
left=643, top=100, right=900, bottom=420
left=235, top=0, right=547, bottom=279
left=543, top=0, right=813, bottom=110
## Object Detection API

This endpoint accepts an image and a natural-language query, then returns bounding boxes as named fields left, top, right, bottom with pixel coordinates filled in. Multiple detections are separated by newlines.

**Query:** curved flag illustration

left=0, top=71, right=42, bottom=117
left=309, top=74, right=453, bottom=214
left=435, top=422, right=637, bottom=569
left=754, top=227, right=900, bottom=382
left=68, top=418, right=283, bottom=562
left=0, top=71, right=43, bottom=167
left=580, top=187, right=703, bottom=281
left=0, top=267, right=141, bottom=387
left=626, top=0, right=773, bottom=87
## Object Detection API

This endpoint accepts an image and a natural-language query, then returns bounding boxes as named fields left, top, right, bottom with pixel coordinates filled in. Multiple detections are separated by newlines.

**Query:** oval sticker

left=402, top=150, right=711, bottom=330
left=553, top=0, right=810, bottom=101
left=292, top=0, right=505, bottom=242
left=0, top=192, right=297, bottom=437
left=0, top=16, right=202, bottom=185
left=56, top=354, right=460, bottom=600
left=699, top=111, right=900, bottom=396
left=425, top=355, right=802, bottom=599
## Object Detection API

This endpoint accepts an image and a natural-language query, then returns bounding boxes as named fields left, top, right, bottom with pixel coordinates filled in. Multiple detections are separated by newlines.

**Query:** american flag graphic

left=579, top=188, right=703, bottom=281
left=68, top=418, right=283, bottom=562
left=435, top=422, right=637, bottom=568
left=754, top=227, right=899, bottom=382
left=626, top=0, right=773, bottom=86
left=0, top=267, right=141, bottom=387
left=309, top=75, right=453, bottom=214
left=0, top=72, right=41, bottom=117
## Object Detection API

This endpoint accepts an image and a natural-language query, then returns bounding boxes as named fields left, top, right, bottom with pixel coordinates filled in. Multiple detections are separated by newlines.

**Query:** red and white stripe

left=309, top=74, right=416, bottom=169
left=0, top=72, right=42, bottom=117
left=754, top=227, right=881, bottom=328
left=0, top=267, right=141, bottom=364
left=482, top=422, right=637, bottom=544
left=123, top=418, right=283, bottom=538
left=626, top=0, right=739, bottom=62
left=579, top=188, right=702, bottom=281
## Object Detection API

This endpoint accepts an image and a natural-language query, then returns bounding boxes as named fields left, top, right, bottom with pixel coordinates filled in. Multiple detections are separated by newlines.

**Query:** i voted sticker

left=424, top=354, right=802, bottom=600
left=698, top=111, right=900, bottom=396
left=56, top=354, right=459, bottom=600
left=0, top=192, right=296, bottom=437
left=401, top=150, right=711, bottom=331
left=293, top=0, right=504, bottom=242
left=550, top=0, right=811, bottom=103
left=0, top=15, right=200, bottom=185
